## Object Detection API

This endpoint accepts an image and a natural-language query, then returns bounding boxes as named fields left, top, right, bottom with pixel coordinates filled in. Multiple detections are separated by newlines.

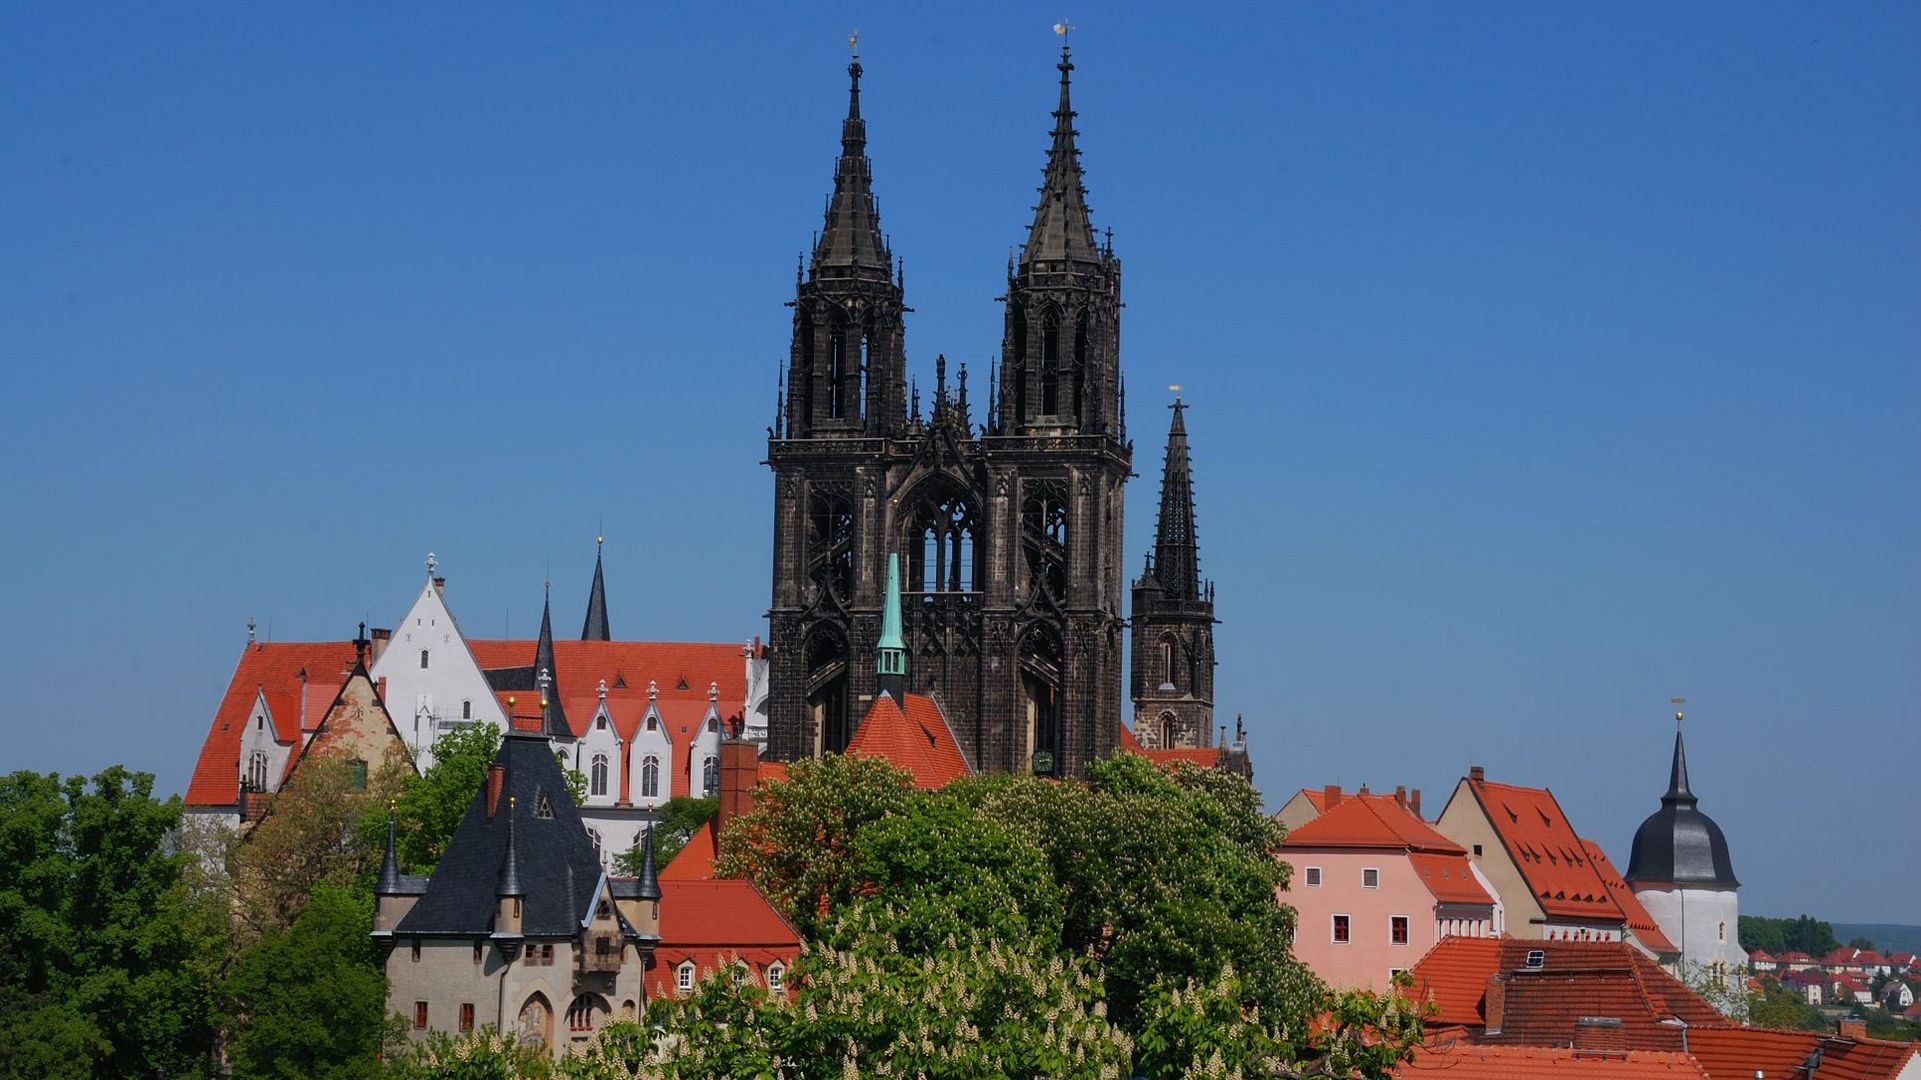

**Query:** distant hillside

left=1832, top=923, right=1921, bottom=955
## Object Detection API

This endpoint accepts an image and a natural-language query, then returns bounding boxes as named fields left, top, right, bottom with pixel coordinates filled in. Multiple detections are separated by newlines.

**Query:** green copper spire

left=877, top=552, right=906, bottom=700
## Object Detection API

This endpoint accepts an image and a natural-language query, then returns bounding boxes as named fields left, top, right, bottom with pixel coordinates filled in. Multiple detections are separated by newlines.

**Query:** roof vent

left=1524, top=949, right=1546, bottom=970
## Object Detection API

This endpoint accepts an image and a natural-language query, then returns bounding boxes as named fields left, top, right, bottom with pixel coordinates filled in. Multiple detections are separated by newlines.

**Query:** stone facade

left=1130, top=401, right=1217, bottom=749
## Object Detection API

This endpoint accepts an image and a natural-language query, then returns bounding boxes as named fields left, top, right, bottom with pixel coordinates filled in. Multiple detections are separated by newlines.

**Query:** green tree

left=223, top=884, right=398, bottom=1079
left=233, top=755, right=402, bottom=938
left=359, top=722, right=502, bottom=874
left=1847, top=936, right=1878, bottom=950
left=0, top=768, right=219, bottom=1078
left=613, top=796, right=717, bottom=876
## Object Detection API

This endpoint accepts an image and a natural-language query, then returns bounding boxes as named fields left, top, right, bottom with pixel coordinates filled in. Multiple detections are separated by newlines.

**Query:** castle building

left=1130, top=399, right=1217, bottom=749
left=765, top=46, right=1131, bottom=778
left=1624, top=713, right=1744, bottom=985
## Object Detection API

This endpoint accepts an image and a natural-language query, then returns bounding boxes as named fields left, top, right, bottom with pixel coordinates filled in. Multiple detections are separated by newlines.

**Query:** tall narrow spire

left=812, top=44, right=890, bottom=279
left=376, top=805, right=402, bottom=895
left=876, top=552, right=906, bottom=701
left=634, top=824, right=661, bottom=902
left=582, top=536, right=611, bottom=641
left=1023, top=44, right=1102, bottom=267
left=535, top=585, right=568, bottom=736
left=495, top=795, right=524, bottom=899
left=1151, top=397, right=1202, bottom=601
left=1664, top=712, right=1695, bottom=803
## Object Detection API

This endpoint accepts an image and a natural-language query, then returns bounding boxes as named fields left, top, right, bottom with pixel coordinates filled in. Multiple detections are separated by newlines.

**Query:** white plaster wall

left=237, top=690, right=293, bottom=793
left=579, top=707, right=622, bottom=808
left=688, top=697, right=723, bottom=797
left=631, top=707, right=672, bottom=808
left=372, top=578, right=506, bottom=768
left=1634, top=885, right=1744, bottom=984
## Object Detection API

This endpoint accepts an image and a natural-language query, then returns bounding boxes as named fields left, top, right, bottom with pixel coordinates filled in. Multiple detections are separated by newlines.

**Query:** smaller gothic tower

left=1130, top=398, right=1216, bottom=748
left=582, top=537, right=611, bottom=641
left=1625, top=711, right=1743, bottom=986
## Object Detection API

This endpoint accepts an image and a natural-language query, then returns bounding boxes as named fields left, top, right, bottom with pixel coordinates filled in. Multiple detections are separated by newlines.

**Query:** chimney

left=1837, top=1016, right=1867, bottom=1040
left=1410, top=788, right=1423, bottom=818
left=369, top=627, right=392, bottom=667
left=1323, top=784, right=1343, bottom=809
left=485, top=762, right=505, bottom=819
left=1483, top=975, right=1506, bottom=1034
left=714, top=738, right=760, bottom=841
left=1394, top=785, right=1407, bottom=809
left=1470, top=765, right=1486, bottom=783
left=433, top=576, right=447, bottom=596
left=1572, top=1017, right=1627, bottom=1055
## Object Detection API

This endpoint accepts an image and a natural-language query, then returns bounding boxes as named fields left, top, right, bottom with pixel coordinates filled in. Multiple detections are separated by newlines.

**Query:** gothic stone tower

left=767, top=46, right=1130, bottom=777
left=1131, top=399, right=1216, bottom=748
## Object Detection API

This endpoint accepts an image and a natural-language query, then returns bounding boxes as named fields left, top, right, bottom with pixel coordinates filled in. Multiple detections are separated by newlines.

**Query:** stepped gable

left=844, top=692, right=971, bottom=790
left=186, top=640, right=359, bottom=805
left=1580, top=838, right=1679, bottom=956
left=395, top=732, right=614, bottom=937
left=1467, top=776, right=1624, bottom=923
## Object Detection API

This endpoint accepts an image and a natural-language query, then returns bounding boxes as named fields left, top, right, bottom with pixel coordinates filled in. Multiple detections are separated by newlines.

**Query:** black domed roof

left=1624, top=724, right=1739, bottom=888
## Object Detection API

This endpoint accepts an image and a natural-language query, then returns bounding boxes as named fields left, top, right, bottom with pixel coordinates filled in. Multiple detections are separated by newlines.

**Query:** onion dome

left=1624, top=718, right=1739, bottom=888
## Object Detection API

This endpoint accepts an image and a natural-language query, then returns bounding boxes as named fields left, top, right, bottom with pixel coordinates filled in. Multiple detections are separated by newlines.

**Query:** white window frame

left=766, top=962, right=784, bottom=992
left=1389, top=914, right=1410, bottom=947
left=676, top=961, right=695, bottom=993
left=1362, top=867, right=1381, bottom=889
left=1304, top=866, right=1322, bottom=887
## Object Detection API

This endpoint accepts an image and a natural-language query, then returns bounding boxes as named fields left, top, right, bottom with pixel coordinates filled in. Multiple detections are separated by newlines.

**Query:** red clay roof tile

left=844, top=692, right=970, bottom=789
left=186, top=641, right=359, bottom=806
left=1395, top=1043, right=1708, bottom=1080
left=1469, top=778, right=1625, bottom=923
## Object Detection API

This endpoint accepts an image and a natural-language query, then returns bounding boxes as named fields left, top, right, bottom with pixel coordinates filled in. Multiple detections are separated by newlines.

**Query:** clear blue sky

left=3, top=4, right=1915, bottom=923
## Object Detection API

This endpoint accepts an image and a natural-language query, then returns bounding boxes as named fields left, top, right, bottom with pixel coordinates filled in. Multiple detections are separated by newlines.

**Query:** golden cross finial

left=1670, top=696, right=1687, bottom=726
left=1053, top=18, right=1075, bottom=41
left=848, top=29, right=859, bottom=54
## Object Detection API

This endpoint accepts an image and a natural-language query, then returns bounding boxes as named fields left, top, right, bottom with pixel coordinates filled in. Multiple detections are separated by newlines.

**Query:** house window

left=1718, top=921, right=1727, bottom=943
left=1472, top=844, right=1483, bottom=857
left=413, top=1001, right=428, bottom=1029
left=1389, top=968, right=1408, bottom=982
left=420, top=649, right=429, bottom=669
left=1304, top=866, right=1322, bottom=887
left=641, top=756, right=660, bottom=798
left=1362, top=868, right=1381, bottom=889
left=348, top=759, right=368, bottom=790
left=535, top=792, right=554, bottom=819
left=731, top=964, right=748, bottom=987
left=459, top=1003, right=474, bottom=1033
left=566, top=995, right=599, bottom=1032
left=767, top=963, right=784, bottom=992
left=701, top=756, right=719, bottom=797
left=473, top=941, right=484, bottom=964
left=1391, top=916, right=1410, bottom=946
left=462, top=699, right=472, bottom=720
left=245, top=751, right=269, bottom=792
left=1333, top=915, right=1351, bottom=944
left=411, top=941, right=421, bottom=962
left=676, top=961, right=695, bottom=994
left=591, top=754, right=609, bottom=797
left=588, top=829, right=602, bottom=860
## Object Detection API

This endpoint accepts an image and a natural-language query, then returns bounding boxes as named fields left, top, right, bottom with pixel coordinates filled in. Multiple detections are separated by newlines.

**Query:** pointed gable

left=1464, top=777, right=1624, bottom=924
left=844, top=692, right=971, bottom=790
left=187, top=640, right=358, bottom=806
left=369, top=571, right=506, bottom=761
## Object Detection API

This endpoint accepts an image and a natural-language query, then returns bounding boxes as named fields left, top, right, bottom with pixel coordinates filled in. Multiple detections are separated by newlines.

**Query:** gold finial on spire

left=848, top=29, right=859, bottom=54
left=1670, top=696, right=1686, bottom=726
left=1053, top=18, right=1075, bottom=41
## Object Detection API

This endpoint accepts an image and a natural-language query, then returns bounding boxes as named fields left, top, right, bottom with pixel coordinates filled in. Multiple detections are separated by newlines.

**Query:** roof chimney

left=1470, top=765, right=1486, bottom=783
left=1394, top=785, right=1407, bottom=808
left=1836, top=1016, right=1867, bottom=1040
left=369, top=627, right=392, bottom=667
left=714, top=737, right=760, bottom=843
left=1484, top=975, right=1506, bottom=1034
left=1410, top=788, right=1422, bottom=818
left=485, top=762, right=505, bottom=819
left=433, top=576, right=447, bottom=596
left=1323, top=784, right=1342, bottom=809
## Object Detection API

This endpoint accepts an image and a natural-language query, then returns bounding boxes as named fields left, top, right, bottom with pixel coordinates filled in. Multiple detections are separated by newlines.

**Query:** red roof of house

left=1467, top=778, right=1624, bottom=924
left=658, top=760, right=797, bottom=882
left=1580, top=838, right=1680, bottom=956
left=1686, top=1025, right=1921, bottom=1080
left=1403, top=938, right=1720, bottom=1049
left=1394, top=1044, right=1707, bottom=1080
left=1824, top=946, right=1866, bottom=966
left=186, top=641, right=360, bottom=805
left=844, top=692, right=970, bottom=790
left=1835, top=973, right=1870, bottom=992
left=1285, top=792, right=1463, bottom=853
left=1748, top=948, right=1775, bottom=961
left=646, top=879, right=802, bottom=1001
left=1779, top=950, right=1814, bottom=963
left=1406, top=852, right=1497, bottom=906
left=467, top=639, right=748, bottom=742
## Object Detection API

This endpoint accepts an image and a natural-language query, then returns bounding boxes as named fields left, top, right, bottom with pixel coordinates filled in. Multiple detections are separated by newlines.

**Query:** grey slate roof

left=394, top=731, right=611, bottom=937
left=581, top=544, right=611, bottom=642
left=1624, top=727, right=1740, bottom=888
left=1022, top=45, right=1103, bottom=268
left=811, top=55, right=892, bottom=282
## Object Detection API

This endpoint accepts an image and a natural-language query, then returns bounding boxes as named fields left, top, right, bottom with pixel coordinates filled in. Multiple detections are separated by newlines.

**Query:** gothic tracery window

left=908, top=489, right=978, bottom=594
left=640, top=755, right=660, bottom=799
left=1019, top=626, right=1064, bottom=774
left=1022, top=483, right=1069, bottom=602
left=807, top=488, right=855, bottom=600
left=590, top=753, right=609, bottom=798
left=1040, top=311, right=1062, bottom=415
left=805, top=628, right=850, bottom=755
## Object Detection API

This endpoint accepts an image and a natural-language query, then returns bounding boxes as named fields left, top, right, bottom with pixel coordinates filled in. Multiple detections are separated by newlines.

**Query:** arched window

left=1159, top=711, right=1178, bottom=749
left=517, top=993, right=553, bottom=1047
left=641, top=756, right=660, bottom=799
left=1011, top=307, right=1029, bottom=420
left=1161, top=636, right=1179, bottom=688
left=1072, top=309, right=1090, bottom=419
left=1040, top=312, right=1061, bottom=414
left=676, top=961, right=696, bottom=994
left=565, top=994, right=604, bottom=1033
left=807, top=488, right=855, bottom=600
left=645, top=714, right=658, bottom=732
left=590, top=754, right=609, bottom=797
left=797, top=310, right=815, bottom=424
left=767, top=962, right=785, bottom=992
left=1020, top=627, right=1064, bottom=774
left=908, top=488, right=978, bottom=594
left=701, top=756, right=719, bottom=797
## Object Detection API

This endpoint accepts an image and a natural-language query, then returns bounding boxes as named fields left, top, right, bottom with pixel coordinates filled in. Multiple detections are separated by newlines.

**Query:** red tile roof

left=1580, top=838, right=1680, bottom=956
left=646, top=879, right=802, bottom=1001
left=844, top=692, right=970, bottom=790
left=1115, top=723, right=1225, bottom=770
left=186, top=641, right=360, bottom=805
left=1467, top=778, right=1624, bottom=924
left=658, top=760, right=793, bottom=882
left=467, top=638, right=749, bottom=743
left=1404, top=936, right=1507, bottom=1026
left=1407, top=852, right=1496, bottom=905
left=1685, top=1025, right=1921, bottom=1080
left=1395, top=1043, right=1707, bottom=1080
left=1748, top=948, right=1775, bottom=961
left=1285, top=793, right=1463, bottom=853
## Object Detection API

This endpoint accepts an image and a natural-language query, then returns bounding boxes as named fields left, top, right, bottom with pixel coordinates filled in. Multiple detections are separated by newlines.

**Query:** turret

left=582, top=536, right=611, bottom=641
left=492, top=794, right=525, bottom=958
left=1130, top=396, right=1218, bottom=748
left=876, top=552, right=906, bottom=701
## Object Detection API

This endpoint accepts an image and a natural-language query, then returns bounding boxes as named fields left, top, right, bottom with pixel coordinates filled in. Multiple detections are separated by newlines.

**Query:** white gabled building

left=368, top=554, right=507, bottom=770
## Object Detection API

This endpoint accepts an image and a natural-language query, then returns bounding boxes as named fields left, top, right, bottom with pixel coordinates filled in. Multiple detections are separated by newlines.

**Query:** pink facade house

left=1278, top=789, right=1497, bottom=993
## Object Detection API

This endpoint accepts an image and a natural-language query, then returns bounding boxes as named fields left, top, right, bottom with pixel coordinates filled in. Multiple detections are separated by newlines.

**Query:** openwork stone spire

left=812, top=49, right=891, bottom=281
left=1023, top=44, right=1102, bottom=268
left=1152, top=398, right=1202, bottom=602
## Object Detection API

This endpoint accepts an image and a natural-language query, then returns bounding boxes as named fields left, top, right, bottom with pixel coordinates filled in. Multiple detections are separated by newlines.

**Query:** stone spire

left=812, top=45, right=891, bottom=281
left=876, top=551, right=906, bottom=701
left=582, top=536, right=611, bottom=641
left=1151, top=397, right=1202, bottom=602
left=1664, top=713, right=1694, bottom=804
left=535, top=585, right=568, bottom=736
left=1022, top=44, right=1102, bottom=268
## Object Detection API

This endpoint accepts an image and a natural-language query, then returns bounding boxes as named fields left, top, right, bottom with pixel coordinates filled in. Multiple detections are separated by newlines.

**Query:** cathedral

left=765, top=44, right=1222, bottom=777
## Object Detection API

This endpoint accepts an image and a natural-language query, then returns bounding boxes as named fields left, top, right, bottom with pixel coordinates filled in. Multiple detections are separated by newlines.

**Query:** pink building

left=1279, top=789, right=1497, bottom=992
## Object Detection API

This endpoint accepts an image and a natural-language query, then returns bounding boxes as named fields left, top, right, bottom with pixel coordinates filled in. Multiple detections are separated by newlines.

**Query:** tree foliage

left=234, top=755, right=404, bottom=938
left=614, top=796, right=717, bottom=876
left=362, top=722, right=502, bottom=874
left=1739, top=914, right=1839, bottom=957
left=0, top=767, right=219, bottom=1078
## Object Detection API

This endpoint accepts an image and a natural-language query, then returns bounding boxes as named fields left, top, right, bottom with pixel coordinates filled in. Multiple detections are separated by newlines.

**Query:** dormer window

left=462, top=699, right=472, bottom=720
left=706, top=716, right=719, bottom=734
left=766, top=963, right=784, bottom=992
left=646, top=716, right=658, bottom=732
left=535, top=792, right=554, bottom=820
left=676, top=961, right=695, bottom=994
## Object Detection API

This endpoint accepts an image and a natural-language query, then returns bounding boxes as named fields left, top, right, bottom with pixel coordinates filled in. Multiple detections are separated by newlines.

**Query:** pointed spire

left=876, top=552, right=906, bottom=701
left=634, top=824, right=662, bottom=902
left=496, top=795, right=524, bottom=898
left=535, top=585, right=568, bottom=736
left=1023, top=43, right=1103, bottom=267
left=376, top=802, right=403, bottom=895
left=811, top=41, right=891, bottom=279
left=582, top=536, right=611, bottom=641
left=1151, top=396, right=1202, bottom=601
left=1664, top=711, right=1696, bottom=803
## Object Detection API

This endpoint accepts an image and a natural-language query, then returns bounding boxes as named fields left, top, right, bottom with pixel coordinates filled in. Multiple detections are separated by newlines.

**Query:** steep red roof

left=844, top=692, right=970, bottom=790
left=1686, top=1025, right=1921, bottom=1080
left=1580, top=838, right=1680, bottom=956
left=1468, top=778, right=1623, bottom=924
left=647, top=879, right=802, bottom=1000
left=1285, top=792, right=1463, bottom=853
left=1407, top=852, right=1496, bottom=905
left=1405, top=935, right=1507, bottom=1025
left=658, top=759, right=794, bottom=882
left=1395, top=1044, right=1707, bottom=1080
left=1748, top=948, right=1775, bottom=962
left=186, top=641, right=360, bottom=805
left=467, top=638, right=748, bottom=742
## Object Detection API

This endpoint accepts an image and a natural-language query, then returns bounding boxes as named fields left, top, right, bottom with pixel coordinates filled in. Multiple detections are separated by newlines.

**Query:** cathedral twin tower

left=767, top=46, right=1215, bottom=776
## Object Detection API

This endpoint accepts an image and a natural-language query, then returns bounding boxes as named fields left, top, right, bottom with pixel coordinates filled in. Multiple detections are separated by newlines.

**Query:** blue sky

left=3, top=4, right=1915, bottom=923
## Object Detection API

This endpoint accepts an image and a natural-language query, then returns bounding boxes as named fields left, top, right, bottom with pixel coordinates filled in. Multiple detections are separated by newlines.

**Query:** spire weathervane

left=1053, top=18, right=1075, bottom=43
left=848, top=29, right=859, bottom=55
left=1671, top=696, right=1686, bottom=727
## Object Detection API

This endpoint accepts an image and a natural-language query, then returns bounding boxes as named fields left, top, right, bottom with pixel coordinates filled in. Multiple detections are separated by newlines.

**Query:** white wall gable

left=631, top=687, right=672, bottom=807
left=689, top=685, right=724, bottom=798
left=580, top=699, right=623, bottom=807
left=370, top=571, right=505, bottom=769
left=237, top=688, right=293, bottom=794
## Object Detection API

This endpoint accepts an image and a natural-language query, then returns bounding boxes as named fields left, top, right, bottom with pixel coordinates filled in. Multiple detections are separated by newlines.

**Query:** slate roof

left=1022, top=46, right=1104, bottom=268
left=581, top=545, right=611, bottom=641
left=1394, top=1044, right=1707, bottom=1080
left=395, top=731, right=617, bottom=938
left=1625, top=727, right=1738, bottom=888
